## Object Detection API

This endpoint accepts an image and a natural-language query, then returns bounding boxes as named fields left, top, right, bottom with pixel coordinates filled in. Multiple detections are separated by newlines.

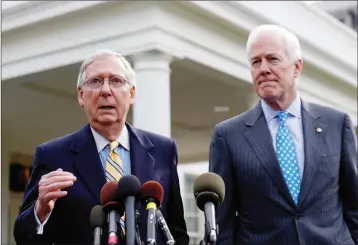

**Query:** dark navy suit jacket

left=14, top=123, right=189, bottom=245
left=210, top=100, right=358, bottom=245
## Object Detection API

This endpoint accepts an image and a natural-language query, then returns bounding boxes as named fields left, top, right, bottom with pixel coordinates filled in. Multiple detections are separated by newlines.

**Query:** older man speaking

left=14, top=50, right=189, bottom=245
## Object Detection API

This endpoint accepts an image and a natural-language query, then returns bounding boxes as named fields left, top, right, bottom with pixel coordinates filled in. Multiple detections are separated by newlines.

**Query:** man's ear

left=294, top=58, right=303, bottom=78
left=78, top=87, right=84, bottom=107
left=129, top=85, right=136, bottom=105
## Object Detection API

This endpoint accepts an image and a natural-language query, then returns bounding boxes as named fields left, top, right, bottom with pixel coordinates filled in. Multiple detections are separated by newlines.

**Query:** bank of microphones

left=89, top=172, right=225, bottom=245
left=89, top=175, right=176, bottom=245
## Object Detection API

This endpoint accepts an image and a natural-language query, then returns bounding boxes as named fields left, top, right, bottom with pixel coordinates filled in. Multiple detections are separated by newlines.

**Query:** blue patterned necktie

left=276, top=111, right=301, bottom=204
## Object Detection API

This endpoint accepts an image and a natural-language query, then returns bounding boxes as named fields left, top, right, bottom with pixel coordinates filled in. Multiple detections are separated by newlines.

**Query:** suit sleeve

left=339, top=114, right=358, bottom=244
left=166, top=140, right=190, bottom=245
left=209, top=125, right=237, bottom=245
left=13, top=145, right=54, bottom=245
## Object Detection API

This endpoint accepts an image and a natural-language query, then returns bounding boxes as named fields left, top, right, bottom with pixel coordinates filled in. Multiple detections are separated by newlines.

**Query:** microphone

left=116, top=175, right=142, bottom=245
left=135, top=210, right=143, bottom=245
left=100, top=181, right=125, bottom=245
left=90, top=205, right=105, bottom=245
left=193, top=173, right=225, bottom=245
left=140, top=181, right=164, bottom=245
left=155, top=209, right=175, bottom=245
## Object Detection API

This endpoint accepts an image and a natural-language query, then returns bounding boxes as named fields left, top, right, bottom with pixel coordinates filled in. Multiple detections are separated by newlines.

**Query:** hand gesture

left=35, top=168, right=76, bottom=222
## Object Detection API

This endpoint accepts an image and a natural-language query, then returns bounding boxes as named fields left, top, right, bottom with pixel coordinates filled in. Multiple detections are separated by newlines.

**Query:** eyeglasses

left=84, top=76, right=128, bottom=89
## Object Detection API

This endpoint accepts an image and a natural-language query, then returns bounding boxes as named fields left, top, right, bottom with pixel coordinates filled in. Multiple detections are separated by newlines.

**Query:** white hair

left=246, top=24, right=301, bottom=63
left=76, top=49, right=136, bottom=88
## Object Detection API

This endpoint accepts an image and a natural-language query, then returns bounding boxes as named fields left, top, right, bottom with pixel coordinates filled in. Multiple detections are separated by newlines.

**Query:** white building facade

left=2, top=1, right=357, bottom=244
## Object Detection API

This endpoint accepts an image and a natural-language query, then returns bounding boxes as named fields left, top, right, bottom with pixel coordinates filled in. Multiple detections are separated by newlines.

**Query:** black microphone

left=155, top=209, right=175, bottom=245
left=100, top=181, right=125, bottom=245
left=140, top=181, right=164, bottom=245
left=116, top=175, right=142, bottom=245
left=193, top=173, right=225, bottom=245
left=135, top=210, right=143, bottom=245
left=90, top=205, right=106, bottom=245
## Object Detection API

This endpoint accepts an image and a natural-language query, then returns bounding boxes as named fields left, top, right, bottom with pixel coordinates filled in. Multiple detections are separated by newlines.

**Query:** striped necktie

left=105, top=141, right=126, bottom=235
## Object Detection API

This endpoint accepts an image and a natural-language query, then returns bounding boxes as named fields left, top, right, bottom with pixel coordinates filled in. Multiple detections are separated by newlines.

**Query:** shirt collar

left=261, top=94, right=302, bottom=123
left=90, top=125, right=130, bottom=153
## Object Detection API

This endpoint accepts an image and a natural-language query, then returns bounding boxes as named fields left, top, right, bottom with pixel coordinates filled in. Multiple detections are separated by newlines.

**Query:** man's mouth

left=99, top=105, right=115, bottom=110
left=259, top=80, right=277, bottom=86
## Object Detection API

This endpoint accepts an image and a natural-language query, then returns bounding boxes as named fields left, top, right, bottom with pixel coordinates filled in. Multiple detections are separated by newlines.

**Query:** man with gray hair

left=209, top=24, right=358, bottom=245
left=13, top=49, right=189, bottom=245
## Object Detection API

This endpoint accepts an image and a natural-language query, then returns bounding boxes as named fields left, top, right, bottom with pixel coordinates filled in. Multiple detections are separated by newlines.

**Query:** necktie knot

left=110, top=141, right=119, bottom=152
left=277, top=111, right=289, bottom=124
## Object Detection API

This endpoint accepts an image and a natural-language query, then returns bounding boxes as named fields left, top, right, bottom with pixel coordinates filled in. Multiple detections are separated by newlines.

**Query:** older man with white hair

left=209, top=24, right=358, bottom=245
left=13, top=50, right=189, bottom=245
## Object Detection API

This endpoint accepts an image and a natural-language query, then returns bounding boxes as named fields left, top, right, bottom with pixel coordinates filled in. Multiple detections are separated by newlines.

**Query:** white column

left=131, top=50, right=173, bottom=137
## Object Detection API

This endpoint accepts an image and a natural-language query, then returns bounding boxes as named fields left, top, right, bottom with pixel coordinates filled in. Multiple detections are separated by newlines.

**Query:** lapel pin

left=316, top=127, right=322, bottom=133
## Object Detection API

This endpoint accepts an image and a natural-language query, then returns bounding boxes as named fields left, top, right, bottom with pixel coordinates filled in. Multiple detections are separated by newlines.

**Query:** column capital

left=130, top=50, right=173, bottom=71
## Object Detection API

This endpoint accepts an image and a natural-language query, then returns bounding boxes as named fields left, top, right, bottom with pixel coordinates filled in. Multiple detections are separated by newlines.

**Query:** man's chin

left=260, top=88, right=277, bottom=99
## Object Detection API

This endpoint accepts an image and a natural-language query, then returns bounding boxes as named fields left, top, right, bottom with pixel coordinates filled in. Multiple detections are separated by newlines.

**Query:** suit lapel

left=70, top=124, right=106, bottom=203
left=297, top=101, right=324, bottom=207
left=244, top=103, right=295, bottom=206
left=126, top=123, right=155, bottom=212
left=126, top=123, right=155, bottom=186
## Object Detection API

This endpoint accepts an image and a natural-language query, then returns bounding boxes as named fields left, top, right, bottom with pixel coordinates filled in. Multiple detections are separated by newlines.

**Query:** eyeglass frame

left=83, top=75, right=130, bottom=89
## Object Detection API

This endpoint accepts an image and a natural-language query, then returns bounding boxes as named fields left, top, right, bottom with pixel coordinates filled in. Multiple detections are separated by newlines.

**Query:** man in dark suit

left=13, top=49, right=189, bottom=245
left=209, top=24, right=358, bottom=245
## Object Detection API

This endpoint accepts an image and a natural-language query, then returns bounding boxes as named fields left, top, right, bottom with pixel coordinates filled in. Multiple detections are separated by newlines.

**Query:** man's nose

left=100, top=79, right=112, bottom=96
left=259, top=60, right=271, bottom=75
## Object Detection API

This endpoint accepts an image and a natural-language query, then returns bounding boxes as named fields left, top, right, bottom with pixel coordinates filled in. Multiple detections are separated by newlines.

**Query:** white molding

left=2, top=1, right=356, bottom=121
left=313, top=1, right=357, bottom=13
left=2, top=1, right=108, bottom=32
left=2, top=1, right=252, bottom=83
left=230, top=1, right=357, bottom=88
left=1, top=1, right=41, bottom=13
left=181, top=1, right=356, bottom=88
left=3, top=1, right=356, bottom=88
left=2, top=28, right=186, bottom=80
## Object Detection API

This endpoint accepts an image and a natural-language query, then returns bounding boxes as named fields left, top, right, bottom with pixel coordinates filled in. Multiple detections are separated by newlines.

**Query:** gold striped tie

left=105, top=141, right=126, bottom=235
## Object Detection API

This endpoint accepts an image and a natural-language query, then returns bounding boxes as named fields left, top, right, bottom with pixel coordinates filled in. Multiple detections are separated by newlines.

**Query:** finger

left=39, top=181, right=74, bottom=194
left=41, top=169, right=62, bottom=179
left=41, top=170, right=75, bottom=180
left=41, top=191, right=67, bottom=204
left=47, top=170, right=74, bottom=177
left=39, top=176, right=77, bottom=187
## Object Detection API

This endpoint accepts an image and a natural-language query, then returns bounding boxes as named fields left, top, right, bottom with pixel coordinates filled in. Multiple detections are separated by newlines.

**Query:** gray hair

left=76, top=49, right=136, bottom=88
left=246, top=24, right=302, bottom=63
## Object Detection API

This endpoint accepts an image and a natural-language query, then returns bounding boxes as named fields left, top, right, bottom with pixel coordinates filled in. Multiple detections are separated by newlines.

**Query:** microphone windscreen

left=100, top=181, right=118, bottom=206
left=117, top=175, right=142, bottom=200
left=141, top=181, right=164, bottom=205
left=193, top=172, right=225, bottom=204
left=90, top=205, right=105, bottom=228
